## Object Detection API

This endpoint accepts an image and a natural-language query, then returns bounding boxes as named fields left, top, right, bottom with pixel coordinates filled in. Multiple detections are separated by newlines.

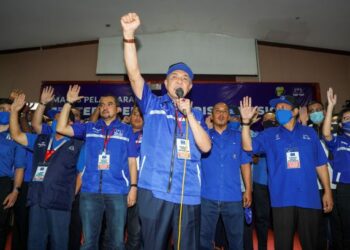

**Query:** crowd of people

left=0, top=12, right=349, bottom=250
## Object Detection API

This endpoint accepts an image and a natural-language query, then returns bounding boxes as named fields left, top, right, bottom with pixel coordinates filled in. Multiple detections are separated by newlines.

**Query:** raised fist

left=121, top=13, right=141, bottom=37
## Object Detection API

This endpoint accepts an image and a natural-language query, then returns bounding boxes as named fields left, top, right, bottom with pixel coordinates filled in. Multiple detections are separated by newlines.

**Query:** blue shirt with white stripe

left=325, top=134, right=350, bottom=184
left=136, top=83, right=208, bottom=205
left=72, top=118, right=137, bottom=194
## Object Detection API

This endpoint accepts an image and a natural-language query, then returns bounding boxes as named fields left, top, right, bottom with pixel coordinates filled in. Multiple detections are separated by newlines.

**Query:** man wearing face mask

left=240, top=95, right=333, bottom=250
left=302, top=100, right=342, bottom=250
left=252, top=111, right=276, bottom=250
left=323, top=88, right=350, bottom=249
left=0, top=98, right=26, bottom=250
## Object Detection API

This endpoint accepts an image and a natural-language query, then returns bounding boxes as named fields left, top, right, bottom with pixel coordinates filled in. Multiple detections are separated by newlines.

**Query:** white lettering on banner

left=118, top=96, right=135, bottom=103
left=83, top=96, right=99, bottom=103
left=53, top=96, right=66, bottom=103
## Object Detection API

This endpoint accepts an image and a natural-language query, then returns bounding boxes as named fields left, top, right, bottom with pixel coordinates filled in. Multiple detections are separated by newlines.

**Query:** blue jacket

left=136, top=83, right=208, bottom=205
left=72, top=118, right=137, bottom=194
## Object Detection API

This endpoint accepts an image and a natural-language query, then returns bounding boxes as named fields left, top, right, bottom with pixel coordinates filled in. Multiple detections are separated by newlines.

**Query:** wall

left=0, top=43, right=349, bottom=110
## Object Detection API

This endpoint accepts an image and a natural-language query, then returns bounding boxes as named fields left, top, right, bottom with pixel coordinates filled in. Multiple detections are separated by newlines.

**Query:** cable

left=177, top=115, right=189, bottom=250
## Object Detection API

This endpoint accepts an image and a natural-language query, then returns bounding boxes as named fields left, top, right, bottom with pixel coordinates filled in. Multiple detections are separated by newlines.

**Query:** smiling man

left=121, top=12, right=211, bottom=250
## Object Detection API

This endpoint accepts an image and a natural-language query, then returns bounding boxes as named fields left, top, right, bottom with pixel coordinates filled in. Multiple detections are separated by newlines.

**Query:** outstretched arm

left=32, top=86, right=55, bottom=134
left=10, top=94, right=28, bottom=146
left=240, top=96, right=258, bottom=151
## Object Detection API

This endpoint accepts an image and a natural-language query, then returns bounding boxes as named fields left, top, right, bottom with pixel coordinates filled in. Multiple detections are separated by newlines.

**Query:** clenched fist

left=121, top=13, right=141, bottom=39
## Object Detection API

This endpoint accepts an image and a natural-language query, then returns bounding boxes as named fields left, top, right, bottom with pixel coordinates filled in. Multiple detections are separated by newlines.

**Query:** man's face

left=130, top=107, right=143, bottom=130
left=342, top=111, right=350, bottom=123
left=99, top=96, right=118, bottom=120
left=71, top=108, right=81, bottom=122
left=164, top=70, right=192, bottom=100
left=0, top=104, right=11, bottom=112
left=212, top=103, right=230, bottom=127
left=307, top=103, right=324, bottom=115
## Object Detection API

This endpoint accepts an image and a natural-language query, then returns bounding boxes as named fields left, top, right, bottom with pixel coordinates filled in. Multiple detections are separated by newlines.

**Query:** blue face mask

left=276, top=109, right=293, bottom=125
left=0, top=112, right=10, bottom=125
left=229, top=121, right=240, bottom=130
left=342, top=121, right=350, bottom=132
left=310, top=111, right=324, bottom=124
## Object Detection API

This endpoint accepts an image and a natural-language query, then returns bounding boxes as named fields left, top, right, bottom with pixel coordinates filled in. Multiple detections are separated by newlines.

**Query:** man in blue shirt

left=10, top=94, right=84, bottom=250
left=252, top=111, right=276, bottom=250
left=56, top=85, right=138, bottom=250
left=323, top=88, right=350, bottom=249
left=200, top=102, right=251, bottom=250
left=0, top=98, right=26, bottom=250
left=121, top=13, right=211, bottom=250
left=240, top=95, right=333, bottom=250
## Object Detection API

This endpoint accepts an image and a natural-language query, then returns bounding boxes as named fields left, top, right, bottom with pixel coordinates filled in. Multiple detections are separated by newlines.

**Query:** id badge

left=286, top=148, right=301, bottom=169
left=33, top=164, right=48, bottom=182
left=176, top=138, right=191, bottom=160
left=98, top=151, right=111, bottom=170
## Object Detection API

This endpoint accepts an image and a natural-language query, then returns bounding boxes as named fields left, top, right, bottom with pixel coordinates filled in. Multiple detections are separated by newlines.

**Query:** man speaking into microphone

left=121, top=12, right=211, bottom=250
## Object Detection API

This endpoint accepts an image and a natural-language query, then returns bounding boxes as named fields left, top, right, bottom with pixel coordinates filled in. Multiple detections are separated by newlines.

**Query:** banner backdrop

left=42, top=81, right=319, bottom=119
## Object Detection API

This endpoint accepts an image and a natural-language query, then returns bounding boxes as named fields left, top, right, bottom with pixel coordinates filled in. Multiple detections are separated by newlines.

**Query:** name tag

left=98, top=151, right=110, bottom=170
left=286, top=148, right=301, bottom=169
left=33, top=164, right=48, bottom=182
left=177, top=138, right=191, bottom=160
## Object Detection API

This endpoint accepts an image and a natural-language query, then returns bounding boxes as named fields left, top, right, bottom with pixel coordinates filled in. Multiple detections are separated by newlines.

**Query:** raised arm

left=240, top=96, right=258, bottom=151
left=32, top=86, right=55, bottom=134
left=121, top=13, right=145, bottom=99
left=56, top=85, right=84, bottom=137
left=323, top=88, right=337, bottom=141
left=10, top=94, right=28, bottom=146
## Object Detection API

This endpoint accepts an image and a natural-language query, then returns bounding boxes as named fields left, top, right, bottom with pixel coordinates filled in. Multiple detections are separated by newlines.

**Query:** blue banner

left=42, top=81, right=318, bottom=119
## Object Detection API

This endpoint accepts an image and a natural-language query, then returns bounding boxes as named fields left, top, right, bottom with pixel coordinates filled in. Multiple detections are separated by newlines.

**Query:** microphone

left=175, top=88, right=184, bottom=98
left=175, top=88, right=186, bottom=115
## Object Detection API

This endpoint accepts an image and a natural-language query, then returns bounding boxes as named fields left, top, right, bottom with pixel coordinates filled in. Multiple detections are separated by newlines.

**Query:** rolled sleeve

left=25, top=133, right=38, bottom=151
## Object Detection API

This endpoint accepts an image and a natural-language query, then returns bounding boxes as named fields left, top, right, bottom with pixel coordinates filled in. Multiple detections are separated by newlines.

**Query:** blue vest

left=27, top=134, right=83, bottom=211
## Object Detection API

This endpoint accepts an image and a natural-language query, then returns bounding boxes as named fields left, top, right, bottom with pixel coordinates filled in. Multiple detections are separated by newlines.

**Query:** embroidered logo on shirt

left=114, top=129, right=123, bottom=137
left=92, top=127, right=101, bottom=133
left=275, top=134, right=281, bottom=140
left=38, top=142, right=46, bottom=148
left=68, top=145, right=75, bottom=151
left=302, top=134, right=311, bottom=140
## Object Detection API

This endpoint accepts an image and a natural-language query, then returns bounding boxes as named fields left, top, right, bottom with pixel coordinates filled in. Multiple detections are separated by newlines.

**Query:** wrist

left=130, top=184, right=137, bottom=189
left=65, top=101, right=74, bottom=106
left=123, top=32, right=135, bottom=40
left=12, top=187, right=21, bottom=193
left=39, top=101, right=46, bottom=106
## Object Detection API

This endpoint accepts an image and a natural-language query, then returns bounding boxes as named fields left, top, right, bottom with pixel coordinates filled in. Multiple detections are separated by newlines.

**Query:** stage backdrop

left=42, top=81, right=319, bottom=121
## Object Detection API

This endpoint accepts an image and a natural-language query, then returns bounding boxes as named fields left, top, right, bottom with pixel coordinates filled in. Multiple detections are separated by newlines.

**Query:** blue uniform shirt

left=136, top=83, right=209, bottom=205
left=24, top=149, right=33, bottom=182
left=253, top=154, right=268, bottom=185
left=325, top=134, right=350, bottom=184
left=251, top=123, right=328, bottom=209
left=72, top=118, right=137, bottom=194
left=0, top=131, right=26, bottom=177
left=201, top=128, right=251, bottom=202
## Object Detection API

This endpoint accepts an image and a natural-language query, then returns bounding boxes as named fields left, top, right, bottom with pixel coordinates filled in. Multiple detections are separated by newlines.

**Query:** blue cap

left=47, top=109, right=60, bottom=120
left=166, top=62, right=194, bottom=80
left=269, top=95, right=297, bottom=108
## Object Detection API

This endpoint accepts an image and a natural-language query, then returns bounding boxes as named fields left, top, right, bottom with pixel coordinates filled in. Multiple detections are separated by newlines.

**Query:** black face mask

left=262, top=120, right=277, bottom=129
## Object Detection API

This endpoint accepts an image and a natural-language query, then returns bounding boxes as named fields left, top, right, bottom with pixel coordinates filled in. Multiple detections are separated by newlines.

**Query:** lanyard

left=175, top=110, right=183, bottom=136
left=102, top=128, right=115, bottom=152
left=44, top=137, right=67, bottom=162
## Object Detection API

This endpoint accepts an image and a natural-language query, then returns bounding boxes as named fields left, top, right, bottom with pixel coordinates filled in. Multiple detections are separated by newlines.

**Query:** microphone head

left=175, top=88, right=184, bottom=98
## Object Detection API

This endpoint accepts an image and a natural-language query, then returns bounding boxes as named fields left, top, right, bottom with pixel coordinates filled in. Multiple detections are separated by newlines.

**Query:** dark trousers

left=28, top=204, right=71, bottom=250
left=68, top=194, right=82, bottom=250
left=126, top=204, right=141, bottom=250
left=336, top=184, right=350, bottom=250
left=329, top=189, right=344, bottom=250
left=252, top=183, right=271, bottom=250
left=12, top=182, right=29, bottom=250
left=272, top=206, right=321, bottom=250
left=0, top=176, right=12, bottom=250
left=138, top=188, right=200, bottom=250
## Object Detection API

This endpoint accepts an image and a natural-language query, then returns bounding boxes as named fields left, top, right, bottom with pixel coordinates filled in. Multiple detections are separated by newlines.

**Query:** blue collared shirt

left=136, top=83, right=209, bottom=205
left=0, top=131, right=26, bottom=178
left=201, top=128, right=251, bottom=202
left=251, top=123, right=328, bottom=209
left=72, top=118, right=137, bottom=194
left=325, top=134, right=350, bottom=184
